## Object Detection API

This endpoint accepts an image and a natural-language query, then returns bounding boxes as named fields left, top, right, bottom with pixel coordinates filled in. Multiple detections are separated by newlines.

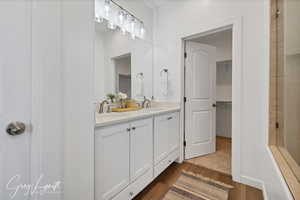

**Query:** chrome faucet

left=99, top=100, right=110, bottom=113
left=142, top=96, right=151, bottom=108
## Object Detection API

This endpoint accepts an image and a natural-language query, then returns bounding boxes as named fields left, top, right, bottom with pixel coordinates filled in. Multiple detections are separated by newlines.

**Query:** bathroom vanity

left=95, top=106, right=180, bottom=200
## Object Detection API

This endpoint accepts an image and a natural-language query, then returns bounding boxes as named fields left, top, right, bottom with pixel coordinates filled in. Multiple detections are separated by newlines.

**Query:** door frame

left=180, top=17, right=243, bottom=183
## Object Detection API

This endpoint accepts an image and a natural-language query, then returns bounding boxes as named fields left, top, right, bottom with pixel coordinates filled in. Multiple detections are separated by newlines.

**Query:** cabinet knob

left=132, top=127, right=136, bottom=130
left=129, top=192, right=134, bottom=196
left=126, top=128, right=131, bottom=132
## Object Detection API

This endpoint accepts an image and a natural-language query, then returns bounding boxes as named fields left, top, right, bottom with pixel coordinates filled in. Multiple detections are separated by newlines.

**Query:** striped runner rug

left=163, top=171, right=233, bottom=200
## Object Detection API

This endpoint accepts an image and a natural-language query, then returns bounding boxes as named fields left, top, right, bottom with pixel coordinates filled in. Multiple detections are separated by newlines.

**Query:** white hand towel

left=136, top=74, right=144, bottom=97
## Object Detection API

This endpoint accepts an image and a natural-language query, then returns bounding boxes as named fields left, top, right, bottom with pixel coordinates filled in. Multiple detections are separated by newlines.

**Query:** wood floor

left=186, top=136, right=232, bottom=175
left=134, top=137, right=263, bottom=200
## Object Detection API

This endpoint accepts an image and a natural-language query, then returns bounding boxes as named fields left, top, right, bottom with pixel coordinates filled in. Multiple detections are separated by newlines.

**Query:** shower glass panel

left=277, top=0, right=300, bottom=181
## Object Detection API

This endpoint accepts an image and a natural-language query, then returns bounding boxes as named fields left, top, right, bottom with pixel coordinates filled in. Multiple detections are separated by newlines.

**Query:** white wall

left=153, top=0, right=292, bottom=199
left=95, top=29, right=105, bottom=100
left=193, top=29, right=232, bottom=62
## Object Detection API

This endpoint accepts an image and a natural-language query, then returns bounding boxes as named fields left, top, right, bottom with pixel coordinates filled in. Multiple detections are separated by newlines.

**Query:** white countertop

left=95, top=103, right=180, bottom=128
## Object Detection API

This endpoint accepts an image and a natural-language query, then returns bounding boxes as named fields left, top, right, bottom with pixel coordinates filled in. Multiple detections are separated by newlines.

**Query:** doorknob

left=212, top=103, right=217, bottom=107
left=6, top=121, right=26, bottom=136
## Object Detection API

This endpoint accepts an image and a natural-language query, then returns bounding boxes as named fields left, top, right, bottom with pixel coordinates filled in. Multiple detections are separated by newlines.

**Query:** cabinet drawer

left=154, top=149, right=179, bottom=178
left=113, top=169, right=153, bottom=200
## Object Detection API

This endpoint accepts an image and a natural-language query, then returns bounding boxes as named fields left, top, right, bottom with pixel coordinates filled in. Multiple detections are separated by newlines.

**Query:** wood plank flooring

left=186, top=137, right=232, bottom=175
left=134, top=137, right=263, bottom=200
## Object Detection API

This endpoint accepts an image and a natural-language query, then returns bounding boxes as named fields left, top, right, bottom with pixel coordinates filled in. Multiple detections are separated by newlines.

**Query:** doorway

left=184, top=28, right=233, bottom=175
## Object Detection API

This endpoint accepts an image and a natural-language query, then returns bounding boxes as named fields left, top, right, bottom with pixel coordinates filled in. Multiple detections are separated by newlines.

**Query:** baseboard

left=240, top=175, right=264, bottom=189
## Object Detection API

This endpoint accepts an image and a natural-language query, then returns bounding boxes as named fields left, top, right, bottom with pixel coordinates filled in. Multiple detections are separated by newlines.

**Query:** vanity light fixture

left=95, top=0, right=145, bottom=40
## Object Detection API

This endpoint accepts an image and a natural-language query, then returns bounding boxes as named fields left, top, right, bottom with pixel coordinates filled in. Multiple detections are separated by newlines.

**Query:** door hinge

left=184, top=52, right=187, bottom=59
left=276, top=9, right=280, bottom=18
left=184, top=97, right=187, bottom=103
left=276, top=122, right=279, bottom=129
left=184, top=141, right=186, bottom=147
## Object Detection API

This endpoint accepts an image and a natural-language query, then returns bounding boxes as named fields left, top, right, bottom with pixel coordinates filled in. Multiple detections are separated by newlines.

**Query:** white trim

left=266, top=147, right=295, bottom=200
left=240, top=175, right=264, bottom=189
left=180, top=17, right=243, bottom=182
left=262, top=182, right=269, bottom=200
left=63, top=1, right=95, bottom=200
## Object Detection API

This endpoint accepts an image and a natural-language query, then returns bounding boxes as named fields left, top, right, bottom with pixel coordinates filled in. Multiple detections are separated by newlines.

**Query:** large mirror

left=276, top=0, right=300, bottom=181
left=94, top=1, right=153, bottom=107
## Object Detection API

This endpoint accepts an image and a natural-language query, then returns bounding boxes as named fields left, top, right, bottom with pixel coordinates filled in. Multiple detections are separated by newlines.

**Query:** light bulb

left=140, top=23, right=145, bottom=38
left=121, top=27, right=127, bottom=35
left=131, top=33, right=136, bottom=40
left=108, top=21, right=116, bottom=30
left=95, top=16, right=104, bottom=23
left=104, top=0, right=110, bottom=17
left=118, top=10, right=125, bottom=26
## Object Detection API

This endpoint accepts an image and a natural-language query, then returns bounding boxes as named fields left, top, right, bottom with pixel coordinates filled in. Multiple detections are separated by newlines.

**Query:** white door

left=95, top=123, right=130, bottom=200
left=130, top=118, right=153, bottom=182
left=185, top=41, right=216, bottom=159
left=0, top=2, right=32, bottom=199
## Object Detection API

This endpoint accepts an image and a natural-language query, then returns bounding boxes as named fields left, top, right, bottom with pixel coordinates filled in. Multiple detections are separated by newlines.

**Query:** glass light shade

left=130, top=18, right=136, bottom=33
left=104, top=0, right=110, bottom=18
left=118, top=10, right=125, bottom=26
left=125, top=14, right=131, bottom=32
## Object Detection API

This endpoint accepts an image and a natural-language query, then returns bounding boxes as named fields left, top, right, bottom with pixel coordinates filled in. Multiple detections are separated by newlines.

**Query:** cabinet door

left=154, top=115, right=170, bottom=165
left=168, top=112, right=180, bottom=153
left=95, top=123, right=130, bottom=200
left=130, top=118, right=153, bottom=182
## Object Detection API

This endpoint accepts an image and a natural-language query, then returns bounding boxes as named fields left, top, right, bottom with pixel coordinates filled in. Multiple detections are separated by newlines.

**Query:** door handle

left=6, top=121, right=26, bottom=136
left=167, top=117, right=173, bottom=120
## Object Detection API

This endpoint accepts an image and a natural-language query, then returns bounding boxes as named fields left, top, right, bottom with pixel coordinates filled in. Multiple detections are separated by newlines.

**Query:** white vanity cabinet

left=95, top=118, right=153, bottom=200
left=130, top=119, right=153, bottom=182
left=95, top=111, right=180, bottom=200
left=154, top=112, right=180, bottom=177
left=95, top=123, right=130, bottom=200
